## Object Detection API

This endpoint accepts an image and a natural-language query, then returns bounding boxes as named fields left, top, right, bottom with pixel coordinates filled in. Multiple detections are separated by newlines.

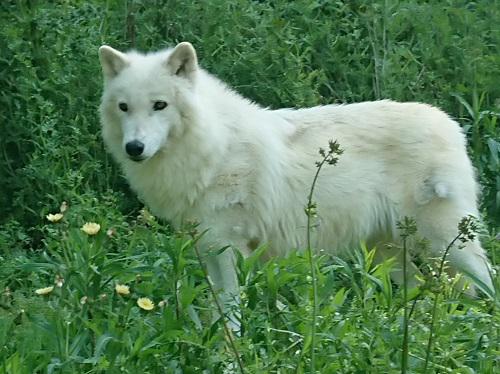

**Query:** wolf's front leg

left=205, top=247, right=241, bottom=334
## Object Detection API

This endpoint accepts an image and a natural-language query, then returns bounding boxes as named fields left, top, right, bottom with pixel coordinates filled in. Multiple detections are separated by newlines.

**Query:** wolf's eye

left=153, top=101, right=168, bottom=111
left=118, top=103, right=128, bottom=112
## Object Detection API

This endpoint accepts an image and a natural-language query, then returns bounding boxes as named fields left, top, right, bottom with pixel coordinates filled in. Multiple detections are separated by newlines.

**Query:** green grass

left=0, top=1, right=499, bottom=373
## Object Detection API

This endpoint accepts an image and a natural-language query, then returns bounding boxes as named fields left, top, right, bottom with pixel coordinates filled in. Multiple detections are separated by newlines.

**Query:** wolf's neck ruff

left=123, top=94, right=230, bottom=225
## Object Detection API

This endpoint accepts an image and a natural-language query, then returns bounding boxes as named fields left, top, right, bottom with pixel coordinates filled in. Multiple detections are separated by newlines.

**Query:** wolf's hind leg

left=415, top=196, right=494, bottom=295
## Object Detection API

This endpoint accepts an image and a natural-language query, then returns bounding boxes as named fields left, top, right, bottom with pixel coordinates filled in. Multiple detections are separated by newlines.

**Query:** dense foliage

left=0, top=1, right=498, bottom=373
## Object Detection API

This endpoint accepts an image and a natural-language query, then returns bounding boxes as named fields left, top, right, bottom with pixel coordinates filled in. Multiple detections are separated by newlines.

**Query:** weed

left=303, top=140, right=343, bottom=372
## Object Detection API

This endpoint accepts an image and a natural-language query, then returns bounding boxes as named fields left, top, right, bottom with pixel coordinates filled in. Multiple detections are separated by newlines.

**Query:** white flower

left=137, top=297, right=154, bottom=311
left=115, top=284, right=130, bottom=295
left=81, top=222, right=101, bottom=235
left=46, top=213, right=63, bottom=222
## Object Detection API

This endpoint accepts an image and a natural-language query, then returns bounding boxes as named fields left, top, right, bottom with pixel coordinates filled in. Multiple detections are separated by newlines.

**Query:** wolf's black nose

left=125, top=140, right=145, bottom=157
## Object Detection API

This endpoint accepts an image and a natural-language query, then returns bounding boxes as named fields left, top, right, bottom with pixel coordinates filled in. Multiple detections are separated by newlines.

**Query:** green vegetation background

left=0, top=1, right=498, bottom=373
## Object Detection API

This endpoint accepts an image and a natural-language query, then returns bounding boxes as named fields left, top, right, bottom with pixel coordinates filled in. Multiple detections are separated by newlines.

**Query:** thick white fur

left=99, top=43, right=494, bottom=323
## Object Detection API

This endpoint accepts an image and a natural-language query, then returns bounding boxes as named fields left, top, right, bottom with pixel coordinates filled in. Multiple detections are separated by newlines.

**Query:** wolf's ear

left=99, top=46, right=129, bottom=79
left=165, top=42, right=198, bottom=81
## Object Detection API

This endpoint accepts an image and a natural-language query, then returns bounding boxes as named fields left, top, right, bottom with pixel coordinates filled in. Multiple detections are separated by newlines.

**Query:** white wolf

left=99, top=42, right=494, bottom=325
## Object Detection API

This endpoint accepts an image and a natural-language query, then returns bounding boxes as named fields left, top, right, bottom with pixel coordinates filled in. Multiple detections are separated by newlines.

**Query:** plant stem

left=401, top=235, right=409, bottom=374
left=423, top=234, right=460, bottom=372
left=304, top=158, right=326, bottom=373
left=302, top=141, right=342, bottom=373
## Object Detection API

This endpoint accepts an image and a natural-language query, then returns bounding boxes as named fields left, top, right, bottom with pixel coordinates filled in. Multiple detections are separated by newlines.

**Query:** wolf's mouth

left=128, top=155, right=146, bottom=162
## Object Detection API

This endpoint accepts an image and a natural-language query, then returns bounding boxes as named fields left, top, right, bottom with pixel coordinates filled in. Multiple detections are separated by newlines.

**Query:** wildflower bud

left=138, top=208, right=156, bottom=225
left=35, top=286, right=54, bottom=295
left=55, top=275, right=64, bottom=288
left=59, top=201, right=68, bottom=213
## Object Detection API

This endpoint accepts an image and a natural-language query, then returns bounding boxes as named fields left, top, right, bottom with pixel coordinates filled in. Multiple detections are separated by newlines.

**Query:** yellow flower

left=137, top=297, right=154, bottom=310
left=115, top=284, right=130, bottom=295
left=46, top=213, right=63, bottom=222
left=81, top=222, right=101, bottom=235
left=35, top=286, right=54, bottom=295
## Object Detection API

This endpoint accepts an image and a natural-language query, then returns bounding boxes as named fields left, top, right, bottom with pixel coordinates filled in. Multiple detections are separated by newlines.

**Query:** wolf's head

left=98, top=42, right=198, bottom=163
